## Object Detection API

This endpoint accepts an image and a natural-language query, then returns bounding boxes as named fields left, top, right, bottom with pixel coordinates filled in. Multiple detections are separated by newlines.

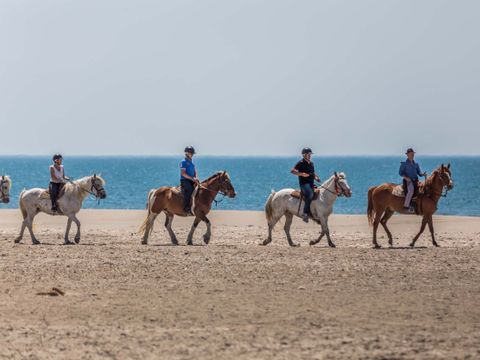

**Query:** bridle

left=316, top=174, right=350, bottom=197
left=0, top=178, right=9, bottom=200
left=198, top=174, right=232, bottom=206
left=426, top=171, right=452, bottom=198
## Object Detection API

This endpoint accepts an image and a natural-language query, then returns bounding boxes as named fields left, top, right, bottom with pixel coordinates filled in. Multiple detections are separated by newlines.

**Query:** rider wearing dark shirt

left=291, top=148, right=321, bottom=223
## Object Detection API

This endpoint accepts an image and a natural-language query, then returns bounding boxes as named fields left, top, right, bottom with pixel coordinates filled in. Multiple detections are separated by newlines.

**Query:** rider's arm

left=181, top=168, right=195, bottom=181
left=399, top=162, right=409, bottom=180
left=50, top=166, right=63, bottom=182
left=314, top=173, right=320, bottom=182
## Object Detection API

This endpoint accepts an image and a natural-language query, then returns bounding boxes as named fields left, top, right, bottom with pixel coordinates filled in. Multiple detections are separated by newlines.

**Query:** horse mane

left=202, top=171, right=229, bottom=184
left=64, top=175, right=106, bottom=196
left=1, top=175, right=12, bottom=186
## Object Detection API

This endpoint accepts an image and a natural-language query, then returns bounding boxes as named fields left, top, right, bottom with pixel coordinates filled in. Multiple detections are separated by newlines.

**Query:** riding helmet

left=301, top=147, right=313, bottom=155
left=406, top=148, right=415, bottom=154
left=184, top=146, right=196, bottom=155
left=53, top=153, right=63, bottom=161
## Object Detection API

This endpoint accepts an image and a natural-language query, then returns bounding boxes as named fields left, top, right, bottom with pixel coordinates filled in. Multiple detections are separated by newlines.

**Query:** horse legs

left=141, top=212, right=158, bottom=245
left=164, top=214, right=179, bottom=245
left=202, top=215, right=212, bottom=244
left=262, top=215, right=281, bottom=246
left=283, top=213, right=298, bottom=247
left=186, top=217, right=201, bottom=245
left=410, top=216, right=428, bottom=247
left=72, top=215, right=81, bottom=244
left=64, top=217, right=73, bottom=245
left=310, top=216, right=335, bottom=247
left=25, top=214, right=40, bottom=245
left=15, top=219, right=28, bottom=244
left=427, top=215, right=439, bottom=247
left=372, top=211, right=384, bottom=249
left=380, top=209, right=394, bottom=247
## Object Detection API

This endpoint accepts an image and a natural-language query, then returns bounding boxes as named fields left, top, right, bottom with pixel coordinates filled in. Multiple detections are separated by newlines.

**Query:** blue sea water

left=0, top=156, right=478, bottom=216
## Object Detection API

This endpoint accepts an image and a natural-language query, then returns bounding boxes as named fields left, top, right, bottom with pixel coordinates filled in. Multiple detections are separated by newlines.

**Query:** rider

left=291, top=147, right=321, bottom=223
left=180, top=146, right=199, bottom=214
left=399, top=148, right=426, bottom=213
left=49, top=154, right=69, bottom=212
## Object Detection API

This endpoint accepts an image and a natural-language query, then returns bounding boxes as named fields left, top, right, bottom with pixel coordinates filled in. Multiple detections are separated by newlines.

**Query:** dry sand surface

left=0, top=209, right=480, bottom=359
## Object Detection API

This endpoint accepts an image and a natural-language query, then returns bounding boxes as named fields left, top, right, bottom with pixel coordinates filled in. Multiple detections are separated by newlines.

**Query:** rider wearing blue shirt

left=399, top=148, right=426, bottom=212
left=180, top=146, right=199, bottom=214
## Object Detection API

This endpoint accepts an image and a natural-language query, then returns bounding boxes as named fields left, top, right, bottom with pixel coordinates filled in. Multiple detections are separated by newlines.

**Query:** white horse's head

left=333, top=172, right=352, bottom=197
left=0, top=175, right=12, bottom=203
left=89, top=174, right=107, bottom=199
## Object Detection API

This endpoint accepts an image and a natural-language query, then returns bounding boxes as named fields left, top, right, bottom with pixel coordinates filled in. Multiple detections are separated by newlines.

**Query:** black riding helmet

left=53, top=154, right=63, bottom=161
left=301, top=147, right=313, bottom=155
left=184, top=146, right=196, bottom=155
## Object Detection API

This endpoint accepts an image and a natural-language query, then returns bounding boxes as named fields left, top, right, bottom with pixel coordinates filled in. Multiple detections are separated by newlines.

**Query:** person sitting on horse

left=49, top=154, right=70, bottom=212
left=180, top=146, right=200, bottom=215
left=291, top=147, right=321, bottom=223
left=399, top=148, right=426, bottom=213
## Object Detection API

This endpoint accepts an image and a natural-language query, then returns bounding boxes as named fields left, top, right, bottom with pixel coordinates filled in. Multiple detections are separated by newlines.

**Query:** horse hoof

left=186, top=241, right=192, bottom=246
left=373, top=244, right=381, bottom=249
left=409, top=243, right=415, bottom=248
left=32, top=240, right=40, bottom=245
left=74, top=237, right=80, bottom=244
left=64, top=241, right=73, bottom=245
left=203, top=236, right=210, bottom=244
left=141, top=240, right=148, bottom=245
left=328, top=243, right=336, bottom=248
left=309, top=241, right=317, bottom=246
left=290, top=243, right=300, bottom=247
left=433, top=242, right=440, bottom=247
left=14, top=238, right=21, bottom=244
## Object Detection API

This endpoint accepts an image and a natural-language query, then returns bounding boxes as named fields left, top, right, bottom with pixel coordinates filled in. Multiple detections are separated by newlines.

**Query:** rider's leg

left=50, top=182, right=60, bottom=211
left=181, top=179, right=194, bottom=213
left=404, top=180, right=414, bottom=209
left=301, top=184, right=314, bottom=222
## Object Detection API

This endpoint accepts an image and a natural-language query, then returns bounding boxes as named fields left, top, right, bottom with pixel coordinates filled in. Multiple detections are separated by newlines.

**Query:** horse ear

left=440, top=164, right=444, bottom=170
left=1, top=176, right=4, bottom=180
left=447, top=163, right=450, bottom=169
left=93, top=174, right=97, bottom=179
left=334, top=171, right=338, bottom=178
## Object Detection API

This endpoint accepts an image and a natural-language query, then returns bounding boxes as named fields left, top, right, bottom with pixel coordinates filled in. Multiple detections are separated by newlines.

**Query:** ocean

left=0, top=156, right=478, bottom=216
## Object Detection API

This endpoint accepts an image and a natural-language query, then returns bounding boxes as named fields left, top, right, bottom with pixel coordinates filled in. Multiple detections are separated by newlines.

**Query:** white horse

left=263, top=172, right=352, bottom=247
left=0, top=175, right=12, bottom=204
left=15, top=175, right=106, bottom=245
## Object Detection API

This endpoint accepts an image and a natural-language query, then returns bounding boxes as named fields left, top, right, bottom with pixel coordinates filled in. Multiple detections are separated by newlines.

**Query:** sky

left=1, top=0, right=479, bottom=156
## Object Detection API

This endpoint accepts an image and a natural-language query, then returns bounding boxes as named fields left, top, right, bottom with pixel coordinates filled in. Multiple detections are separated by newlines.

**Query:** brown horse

left=139, top=171, right=236, bottom=245
left=367, top=164, right=454, bottom=248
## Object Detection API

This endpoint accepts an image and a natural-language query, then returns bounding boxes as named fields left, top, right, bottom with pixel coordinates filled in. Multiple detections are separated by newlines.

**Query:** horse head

left=90, top=174, right=107, bottom=199
left=0, top=175, right=11, bottom=204
left=333, top=172, right=352, bottom=197
left=212, top=171, right=236, bottom=198
left=439, top=163, right=454, bottom=190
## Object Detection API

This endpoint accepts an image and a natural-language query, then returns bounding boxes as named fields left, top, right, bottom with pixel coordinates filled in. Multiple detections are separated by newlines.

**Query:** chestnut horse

left=140, top=171, right=236, bottom=245
left=367, top=164, right=454, bottom=248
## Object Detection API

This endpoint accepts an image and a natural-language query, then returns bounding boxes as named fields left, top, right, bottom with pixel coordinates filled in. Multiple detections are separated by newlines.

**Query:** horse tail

left=367, top=186, right=376, bottom=226
left=138, top=189, right=156, bottom=235
left=265, top=190, right=276, bottom=227
left=19, top=190, right=27, bottom=219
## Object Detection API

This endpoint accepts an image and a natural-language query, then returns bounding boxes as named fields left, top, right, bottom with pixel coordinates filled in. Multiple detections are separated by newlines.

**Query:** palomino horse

left=0, top=175, right=12, bottom=204
left=140, top=171, right=236, bottom=245
left=15, top=175, right=106, bottom=245
left=263, top=172, right=352, bottom=247
left=367, top=164, right=454, bottom=248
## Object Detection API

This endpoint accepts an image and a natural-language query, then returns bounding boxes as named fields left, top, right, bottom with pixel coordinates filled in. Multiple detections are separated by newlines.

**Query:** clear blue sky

left=1, top=0, right=479, bottom=156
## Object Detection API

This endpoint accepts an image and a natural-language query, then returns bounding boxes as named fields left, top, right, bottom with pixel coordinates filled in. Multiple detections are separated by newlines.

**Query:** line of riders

left=0, top=147, right=454, bottom=248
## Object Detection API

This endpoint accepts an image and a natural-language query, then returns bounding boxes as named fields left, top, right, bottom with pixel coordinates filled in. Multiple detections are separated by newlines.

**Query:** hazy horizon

left=1, top=0, right=479, bottom=156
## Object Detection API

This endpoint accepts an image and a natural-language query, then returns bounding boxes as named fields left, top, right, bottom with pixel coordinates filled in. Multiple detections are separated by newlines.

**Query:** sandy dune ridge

left=0, top=209, right=479, bottom=359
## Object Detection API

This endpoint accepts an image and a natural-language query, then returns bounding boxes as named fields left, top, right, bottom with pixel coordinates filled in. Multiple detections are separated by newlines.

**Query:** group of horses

left=0, top=163, right=454, bottom=248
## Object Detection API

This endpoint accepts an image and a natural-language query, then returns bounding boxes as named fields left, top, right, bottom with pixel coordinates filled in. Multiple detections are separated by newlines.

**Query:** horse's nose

left=101, top=193, right=107, bottom=199
left=4, top=197, right=10, bottom=203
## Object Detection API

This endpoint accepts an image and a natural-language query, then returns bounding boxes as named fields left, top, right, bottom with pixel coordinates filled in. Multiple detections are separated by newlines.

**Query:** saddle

left=392, top=180, right=424, bottom=199
left=290, top=188, right=321, bottom=201
left=39, top=184, right=66, bottom=200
